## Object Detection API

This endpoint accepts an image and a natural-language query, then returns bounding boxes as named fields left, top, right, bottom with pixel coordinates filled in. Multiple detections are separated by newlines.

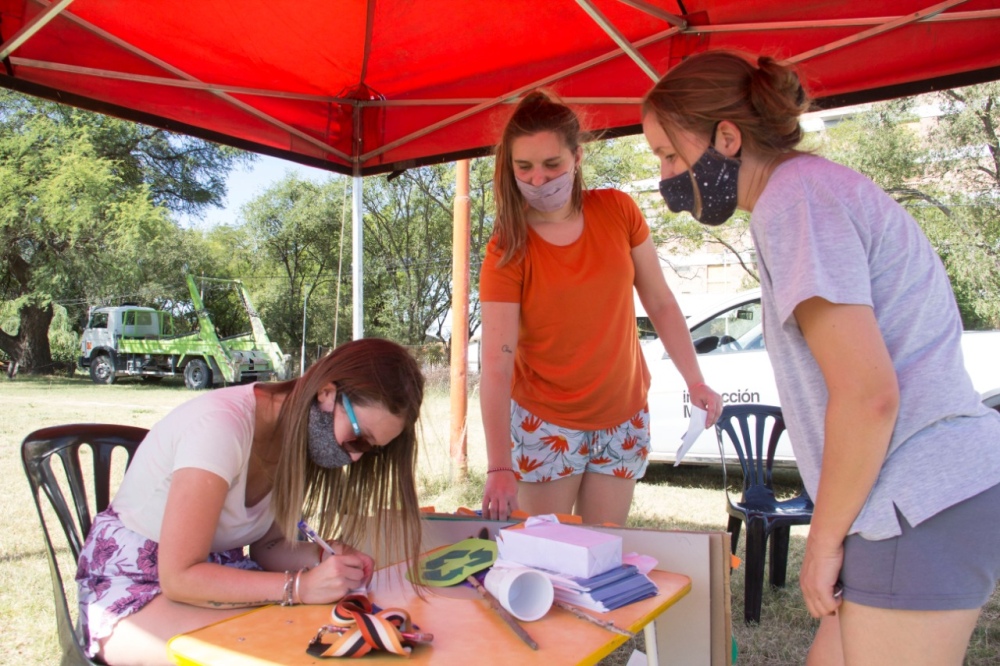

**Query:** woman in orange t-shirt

left=479, top=91, right=722, bottom=525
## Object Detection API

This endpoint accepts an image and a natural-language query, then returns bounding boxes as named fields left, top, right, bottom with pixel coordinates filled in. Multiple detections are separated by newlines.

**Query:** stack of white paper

left=497, top=521, right=622, bottom=578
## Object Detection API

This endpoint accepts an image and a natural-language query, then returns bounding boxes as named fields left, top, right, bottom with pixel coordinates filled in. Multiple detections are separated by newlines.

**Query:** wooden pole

left=450, top=159, right=471, bottom=481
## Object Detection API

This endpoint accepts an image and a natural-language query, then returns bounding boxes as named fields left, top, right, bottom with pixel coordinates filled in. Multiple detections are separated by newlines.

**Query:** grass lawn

left=2, top=373, right=997, bottom=665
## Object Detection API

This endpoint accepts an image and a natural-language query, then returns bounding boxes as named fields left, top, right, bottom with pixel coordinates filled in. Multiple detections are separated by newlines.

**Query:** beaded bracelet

left=487, top=467, right=514, bottom=474
left=280, top=570, right=295, bottom=606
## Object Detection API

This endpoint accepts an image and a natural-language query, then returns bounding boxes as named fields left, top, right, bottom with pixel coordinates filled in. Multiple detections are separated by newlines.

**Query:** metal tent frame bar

left=3, top=1, right=992, bottom=171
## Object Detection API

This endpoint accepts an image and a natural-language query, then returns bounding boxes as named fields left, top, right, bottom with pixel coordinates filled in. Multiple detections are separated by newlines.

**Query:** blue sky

left=179, top=154, right=332, bottom=229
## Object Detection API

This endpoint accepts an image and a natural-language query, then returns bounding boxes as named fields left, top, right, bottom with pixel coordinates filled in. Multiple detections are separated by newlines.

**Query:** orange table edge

left=167, top=567, right=690, bottom=666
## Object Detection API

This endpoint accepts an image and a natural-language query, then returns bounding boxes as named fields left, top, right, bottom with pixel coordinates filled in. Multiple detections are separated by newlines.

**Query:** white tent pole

left=352, top=176, right=364, bottom=340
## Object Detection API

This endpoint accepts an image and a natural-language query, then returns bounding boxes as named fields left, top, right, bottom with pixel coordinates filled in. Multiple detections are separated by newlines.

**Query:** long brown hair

left=269, top=338, right=425, bottom=585
left=642, top=51, right=810, bottom=161
left=492, top=90, right=586, bottom=266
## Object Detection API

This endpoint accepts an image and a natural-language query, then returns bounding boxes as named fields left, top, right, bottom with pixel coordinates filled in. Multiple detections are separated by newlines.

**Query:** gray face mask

left=307, top=403, right=353, bottom=468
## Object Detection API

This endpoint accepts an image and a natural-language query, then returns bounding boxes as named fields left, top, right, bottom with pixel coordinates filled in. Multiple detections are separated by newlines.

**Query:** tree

left=235, top=174, right=351, bottom=360
left=813, top=91, right=1000, bottom=329
left=1, top=91, right=253, bottom=217
left=362, top=165, right=457, bottom=345
left=926, top=83, right=1000, bottom=328
left=0, top=91, right=249, bottom=373
left=466, top=157, right=497, bottom=341
left=0, top=112, right=167, bottom=372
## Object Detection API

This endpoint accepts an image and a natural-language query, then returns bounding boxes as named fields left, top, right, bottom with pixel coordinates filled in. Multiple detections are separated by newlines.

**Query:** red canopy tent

left=3, top=0, right=1000, bottom=177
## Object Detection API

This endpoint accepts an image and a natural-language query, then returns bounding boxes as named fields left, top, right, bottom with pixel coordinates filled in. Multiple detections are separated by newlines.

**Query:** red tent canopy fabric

left=2, top=1, right=1000, bottom=176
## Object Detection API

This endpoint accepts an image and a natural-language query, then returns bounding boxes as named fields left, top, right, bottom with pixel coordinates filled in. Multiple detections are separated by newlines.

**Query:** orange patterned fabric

left=480, top=189, right=651, bottom=430
left=510, top=401, right=651, bottom=482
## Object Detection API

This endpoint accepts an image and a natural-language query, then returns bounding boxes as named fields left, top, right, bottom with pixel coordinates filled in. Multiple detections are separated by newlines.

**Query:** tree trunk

left=13, top=302, right=56, bottom=375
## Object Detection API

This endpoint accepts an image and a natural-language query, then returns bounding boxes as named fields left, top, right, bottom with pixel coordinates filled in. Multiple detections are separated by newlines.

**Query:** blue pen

left=298, top=519, right=337, bottom=558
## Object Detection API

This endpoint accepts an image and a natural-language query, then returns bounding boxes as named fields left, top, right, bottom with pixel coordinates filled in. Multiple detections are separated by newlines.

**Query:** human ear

left=713, top=120, right=743, bottom=158
left=315, top=382, right=337, bottom=409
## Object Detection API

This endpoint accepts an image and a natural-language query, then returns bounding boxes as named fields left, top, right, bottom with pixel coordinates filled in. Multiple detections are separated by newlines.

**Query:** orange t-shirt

left=480, top=188, right=651, bottom=430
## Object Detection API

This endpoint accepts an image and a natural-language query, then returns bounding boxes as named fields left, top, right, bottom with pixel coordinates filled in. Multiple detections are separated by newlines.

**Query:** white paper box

left=497, top=522, right=622, bottom=578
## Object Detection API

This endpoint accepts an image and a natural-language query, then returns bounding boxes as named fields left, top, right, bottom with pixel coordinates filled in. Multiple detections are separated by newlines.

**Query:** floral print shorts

left=75, top=506, right=260, bottom=657
left=509, top=401, right=651, bottom=483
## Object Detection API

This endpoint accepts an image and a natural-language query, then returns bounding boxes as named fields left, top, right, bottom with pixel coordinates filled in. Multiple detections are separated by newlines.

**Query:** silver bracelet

left=293, top=569, right=305, bottom=605
left=280, top=570, right=295, bottom=606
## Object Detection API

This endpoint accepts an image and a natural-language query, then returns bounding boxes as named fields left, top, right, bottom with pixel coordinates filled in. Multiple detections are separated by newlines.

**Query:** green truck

left=79, top=275, right=289, bottom=389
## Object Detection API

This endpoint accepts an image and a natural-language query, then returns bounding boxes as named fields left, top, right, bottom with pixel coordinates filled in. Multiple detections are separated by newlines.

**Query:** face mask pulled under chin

left=658, top=146, right=740, bottom=226
left=515, top=169, right=574, bottom=213
left=307, top=403, right=354, bottom=468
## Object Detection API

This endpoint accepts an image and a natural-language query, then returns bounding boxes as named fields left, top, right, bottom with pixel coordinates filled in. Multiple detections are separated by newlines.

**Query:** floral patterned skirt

left=75, top=506, right=260, bottom=657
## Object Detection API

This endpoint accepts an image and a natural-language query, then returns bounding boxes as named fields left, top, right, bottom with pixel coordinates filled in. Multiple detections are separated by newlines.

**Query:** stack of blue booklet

left=541, top=564, right=659, bottom=613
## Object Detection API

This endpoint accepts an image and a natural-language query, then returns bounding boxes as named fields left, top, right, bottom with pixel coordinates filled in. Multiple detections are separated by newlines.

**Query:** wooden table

left=167, top=566, right=690, bottom=665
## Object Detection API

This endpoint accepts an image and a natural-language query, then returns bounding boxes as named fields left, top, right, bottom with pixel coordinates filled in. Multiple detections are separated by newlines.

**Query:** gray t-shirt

left=752, top=154, right=1000, bottom=539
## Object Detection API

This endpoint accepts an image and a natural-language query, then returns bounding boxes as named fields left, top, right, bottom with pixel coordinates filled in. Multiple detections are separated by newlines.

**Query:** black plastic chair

left=715, top=404, right=813, bottom=624
left=22, top=423, right=149, bottom=666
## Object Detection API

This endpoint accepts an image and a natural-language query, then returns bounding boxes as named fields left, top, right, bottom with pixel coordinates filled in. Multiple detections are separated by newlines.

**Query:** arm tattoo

left=501, top=344, right=513, bottom=354
left=206, top=599, right=279, bottom=608
left=261, top=537, right=283, bottom=551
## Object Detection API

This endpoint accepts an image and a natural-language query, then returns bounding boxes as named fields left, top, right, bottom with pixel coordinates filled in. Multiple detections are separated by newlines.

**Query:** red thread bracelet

left=487, top=467, right=514, bottom=474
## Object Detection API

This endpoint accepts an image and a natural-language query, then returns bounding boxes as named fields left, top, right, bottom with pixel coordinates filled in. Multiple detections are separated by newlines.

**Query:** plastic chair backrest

left=22, top=423, right=149, bottom=666
left=715, top=404, right=785, bottom=504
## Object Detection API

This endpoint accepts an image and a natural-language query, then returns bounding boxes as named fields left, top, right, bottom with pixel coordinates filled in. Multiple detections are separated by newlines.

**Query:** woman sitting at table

left=75, top=337, right=425, bottom=666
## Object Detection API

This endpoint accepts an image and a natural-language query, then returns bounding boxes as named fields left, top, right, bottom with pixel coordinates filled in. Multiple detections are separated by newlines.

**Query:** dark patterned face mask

left=657, top=145, right=740, bottom=226
left=307, top=403, right=353, bottom=468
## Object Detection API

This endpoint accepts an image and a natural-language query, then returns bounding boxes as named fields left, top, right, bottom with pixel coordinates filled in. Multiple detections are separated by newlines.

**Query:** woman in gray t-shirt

left=641, top=51, right=1000, bottom=665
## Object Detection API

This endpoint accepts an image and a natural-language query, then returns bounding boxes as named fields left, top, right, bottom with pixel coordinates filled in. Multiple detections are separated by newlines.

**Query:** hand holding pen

left=298, top=520, right=338, bottom=559
left=298, top=520, right=373, bottom=592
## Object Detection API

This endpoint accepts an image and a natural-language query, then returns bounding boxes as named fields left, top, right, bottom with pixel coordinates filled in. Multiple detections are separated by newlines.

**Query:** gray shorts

left=841, top=482, right=1000, bottom=611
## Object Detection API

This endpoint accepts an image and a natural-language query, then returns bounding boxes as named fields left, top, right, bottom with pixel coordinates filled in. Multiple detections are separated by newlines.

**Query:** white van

left=641, top=289, right=1000, bottom=466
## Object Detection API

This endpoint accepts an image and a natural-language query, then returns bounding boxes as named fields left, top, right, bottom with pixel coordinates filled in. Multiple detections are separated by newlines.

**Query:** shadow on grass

left=5, top=373, right=190, bottom=390
left=0, top=547, right=53, bottom=565
left=642, top=462, right=805, bottom=495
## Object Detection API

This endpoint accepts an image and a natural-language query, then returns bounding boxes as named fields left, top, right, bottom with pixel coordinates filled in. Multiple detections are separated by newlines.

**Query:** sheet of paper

left=675, top=405, right=707, bottom=467
left=626, top=649, right=648, bottom=666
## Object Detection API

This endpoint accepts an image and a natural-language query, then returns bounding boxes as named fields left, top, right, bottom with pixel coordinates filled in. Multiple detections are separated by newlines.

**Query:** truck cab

left=80, top=306, right=167, bottom=383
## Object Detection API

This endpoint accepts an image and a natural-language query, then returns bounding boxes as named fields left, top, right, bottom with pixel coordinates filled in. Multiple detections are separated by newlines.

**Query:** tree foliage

left=361, top=164, right=461, bottom=345
left=926, top=83, right=1000, bottom=328
left=0, top=91, right=252, bottom=216
left=234, top=175, right=352, bottom=361
left=0, top=91, right=249, bottom=373
left=813, top=89, right=1000, bottom=328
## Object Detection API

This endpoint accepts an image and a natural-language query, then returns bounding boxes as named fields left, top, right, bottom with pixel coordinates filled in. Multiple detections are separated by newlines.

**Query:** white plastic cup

left=483, top=566, right=554, bottom=622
